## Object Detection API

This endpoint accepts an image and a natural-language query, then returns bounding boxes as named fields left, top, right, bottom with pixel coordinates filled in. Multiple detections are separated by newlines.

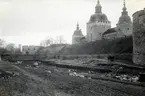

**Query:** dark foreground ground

left=0, top=61, right=145, bottom=96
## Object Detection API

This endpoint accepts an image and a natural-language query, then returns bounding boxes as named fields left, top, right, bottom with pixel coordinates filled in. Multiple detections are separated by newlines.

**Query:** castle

left=72, top=0, right=132, bottom=44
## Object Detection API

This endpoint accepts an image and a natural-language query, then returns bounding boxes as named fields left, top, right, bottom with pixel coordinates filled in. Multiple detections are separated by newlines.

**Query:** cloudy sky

left=0, top=0, right=144, bottom=45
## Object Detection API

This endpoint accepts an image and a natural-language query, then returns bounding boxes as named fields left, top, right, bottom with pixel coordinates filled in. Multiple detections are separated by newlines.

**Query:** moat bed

left=15, top=61, right=145, bottom=96
left=1, top=60, right=145, bottom=96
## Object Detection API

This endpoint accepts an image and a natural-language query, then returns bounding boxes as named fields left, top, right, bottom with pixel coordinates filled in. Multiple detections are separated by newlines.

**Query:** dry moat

left=0, top=59, right=145, bottom=96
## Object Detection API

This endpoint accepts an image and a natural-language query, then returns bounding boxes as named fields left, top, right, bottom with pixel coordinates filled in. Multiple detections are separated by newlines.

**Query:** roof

left=40, top=44, right=68, bottom=54
left=102, top=28, right=117, bottom=35
left=73, top=29, right=84, bottom=36
left=118, top=15, right=131, bottom=24
left=89, top=13, right=110, bottom=23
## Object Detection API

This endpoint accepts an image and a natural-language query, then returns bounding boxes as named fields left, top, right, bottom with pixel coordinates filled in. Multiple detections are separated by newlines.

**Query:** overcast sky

left=0, top=0, right=144, bottom=45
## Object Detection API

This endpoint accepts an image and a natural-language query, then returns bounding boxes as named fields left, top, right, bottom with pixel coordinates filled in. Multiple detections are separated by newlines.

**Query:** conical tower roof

left=118, top=0, right=131, bottom=24
left=73, top=23, right=84, bottom=37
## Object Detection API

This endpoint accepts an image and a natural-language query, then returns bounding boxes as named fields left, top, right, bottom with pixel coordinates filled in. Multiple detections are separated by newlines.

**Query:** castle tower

left=72, top=23, right=85, bottom=44
left=116, top=0, right=132, bottom=37
left=86, top=0, right=111, bottom=41
left=133, top=8, right=145, bottom=65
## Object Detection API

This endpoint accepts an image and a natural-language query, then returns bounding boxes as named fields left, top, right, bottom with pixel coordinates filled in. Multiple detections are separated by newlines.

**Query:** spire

left=97, top=0, right=100, bottom=4
left=123, top=0, right=126, bottom=10
left=122, top=0, right=128, bottom=15
left=124, top=0, right=126, bottom=7
left=76, top=22, right=79, bottom=30
left=95, top=0, right=102, bottom=13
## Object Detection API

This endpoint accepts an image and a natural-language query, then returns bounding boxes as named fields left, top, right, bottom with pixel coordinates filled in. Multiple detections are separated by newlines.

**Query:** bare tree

left=55, top=36, right=66, bottom=44
left=40, top=40, right=46, bottom=46
left=40, top=37, right=54, bottom=47
left=6, top=43, right=15, bottom=53
left=45, top=38, right=53, bottom=46
left=0, top=39, right=5, bottom=47
left=40, top=36, right=66, bottom=47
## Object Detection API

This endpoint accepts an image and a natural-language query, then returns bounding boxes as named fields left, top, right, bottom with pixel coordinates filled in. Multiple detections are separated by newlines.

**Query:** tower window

left=128, top=28, right=129, bottom=30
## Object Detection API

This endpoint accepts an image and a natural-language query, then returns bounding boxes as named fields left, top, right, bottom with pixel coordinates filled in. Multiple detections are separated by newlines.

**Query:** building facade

left=86, top=0, right=111, bottom=41
left=72, top=23, right=85, bottom=44
left=22, top=45, right=42, bottom=55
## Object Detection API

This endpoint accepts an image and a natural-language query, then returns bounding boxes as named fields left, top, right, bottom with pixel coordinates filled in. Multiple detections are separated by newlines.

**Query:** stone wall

left=46, top=53, right=132, bottom=61
left=133, top=8, right=145, bottom=65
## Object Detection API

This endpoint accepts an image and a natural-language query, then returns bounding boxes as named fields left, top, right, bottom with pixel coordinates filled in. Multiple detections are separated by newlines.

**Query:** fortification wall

left=133, top=8, right=145, bottom=65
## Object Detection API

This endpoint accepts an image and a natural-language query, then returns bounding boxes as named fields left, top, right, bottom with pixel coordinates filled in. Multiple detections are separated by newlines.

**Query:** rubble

left=69, top=72, right=85, bottom=78
left=32, top=62, right=40, bottom=68
left=114, top=74, right=139, bottom=82
left=25, top=65, right=31, bottom=69
left=67, top=68, right=140, bottom=83
left=13, top=72, right=20, bottom=76
left=14, top=61, right=23, bottom=65
left=33, top=62, right=39, bottom=66
left=47, top=71, right=51, bottom=74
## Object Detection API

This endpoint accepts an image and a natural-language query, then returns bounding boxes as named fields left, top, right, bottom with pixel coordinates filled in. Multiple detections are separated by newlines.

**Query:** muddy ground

left=0, top=60, right=145, bottom=96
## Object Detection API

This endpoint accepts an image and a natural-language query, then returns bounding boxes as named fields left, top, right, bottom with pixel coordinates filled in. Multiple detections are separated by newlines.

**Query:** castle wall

left=132, top=8, right=145, bottom=65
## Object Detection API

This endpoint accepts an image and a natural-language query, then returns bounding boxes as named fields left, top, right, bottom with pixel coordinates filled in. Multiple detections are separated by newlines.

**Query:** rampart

left=132, top=8, right=145, bottom=65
